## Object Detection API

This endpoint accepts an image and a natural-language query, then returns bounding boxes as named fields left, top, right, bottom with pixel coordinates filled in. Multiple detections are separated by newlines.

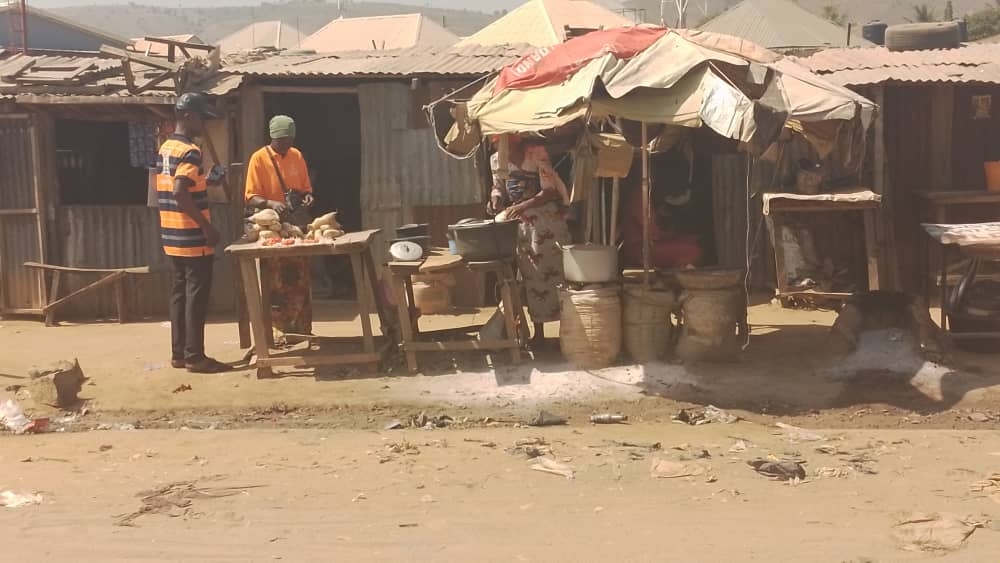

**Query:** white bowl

left=390, top=240, right=424, bottom=261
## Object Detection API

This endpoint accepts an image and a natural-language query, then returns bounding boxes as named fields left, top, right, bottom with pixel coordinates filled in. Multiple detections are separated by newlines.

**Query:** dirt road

left=3, top=422, right=1000, bottom=562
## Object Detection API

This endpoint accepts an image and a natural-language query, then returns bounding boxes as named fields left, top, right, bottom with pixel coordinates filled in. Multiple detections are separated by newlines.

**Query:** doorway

left=262, top=91, right=362, bottom=298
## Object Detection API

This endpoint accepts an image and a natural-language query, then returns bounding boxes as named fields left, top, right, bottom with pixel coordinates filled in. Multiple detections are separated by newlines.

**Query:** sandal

left=186, top=357, right=231, bottom=374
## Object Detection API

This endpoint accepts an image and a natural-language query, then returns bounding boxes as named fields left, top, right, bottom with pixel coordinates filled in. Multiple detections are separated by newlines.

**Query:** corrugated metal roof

left=0, top=5, right=129, bottom=48
left=796, top=44, right=1000, bottom=86
left=225, top=43, right=529, bottom=77
left=216, top=21, right=304, bottom=54
left=0, top=53, right=180, bottom=100
left=455, top=0, right=632, bottom=47
left=301, top=14, right=458, bottom=53
left=698, top=0, right=870, bottom=49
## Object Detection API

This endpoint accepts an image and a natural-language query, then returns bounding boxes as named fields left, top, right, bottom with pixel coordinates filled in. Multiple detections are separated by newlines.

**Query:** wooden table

left=22, top=261, right=158, bottom=326
left=922, top=222, right=1000, bottom=339
left=763, top=190, right=882, bottom=304
left=226, top=230, right=389, bottom=378
left=917, top=190, right=1000, bottom=297
left=387, top=252, right=524, bottom=373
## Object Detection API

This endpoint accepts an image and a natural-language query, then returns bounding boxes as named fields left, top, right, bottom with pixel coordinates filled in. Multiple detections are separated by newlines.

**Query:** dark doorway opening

left=262, top=92, right=362, bottom=299
left=55, top=119, right=149, bottom=205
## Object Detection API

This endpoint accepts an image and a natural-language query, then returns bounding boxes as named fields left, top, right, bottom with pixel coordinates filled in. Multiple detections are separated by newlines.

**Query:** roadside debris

left=0, top=399, right=48, bottom=434
left=650, top=458, right=709, bottom=479
left=968, top=473, right=1000, bottom=504
left=530, top=458, right=575, bottom=479
left=27, top=358, right=86, bottom=408
left=379, top=440, right=420, bottom=463
left=351, top=493, right=367, bottom=502
left=463, top=438, right=498, bottom=448
left=1, top=491, right=42, bottom=508
left=114, top=480, right=264, bottom=527
left=606, top=440, right=661, bottom=452
left=528, top=410, right=567, bottom=427
left=748, top=459, right=807, bottom=482
left=508, top=437, right=551, bottom=459
left=673, top=405, right=739, bottom=426
left=172, top=384, right=193, bottom=394
left=775, top=422, right=824, bottom=443
left=590, top=413, right=628, bottom=424
left=385, top=412, right=455, bottom=430
left=967, top=412, right=993, bottom=423
left=728, top=440, right=751, bottom=454
left=891, top=512, right=987, bottom=553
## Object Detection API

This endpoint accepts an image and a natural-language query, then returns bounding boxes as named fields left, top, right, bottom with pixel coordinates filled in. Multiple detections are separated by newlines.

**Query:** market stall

left=227, top=225, right=389, bottom=379
left=432, top=25, right=876, bottom=364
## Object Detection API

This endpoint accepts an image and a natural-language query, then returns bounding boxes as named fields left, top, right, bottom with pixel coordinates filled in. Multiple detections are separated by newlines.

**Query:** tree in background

left=967, top=3, right=1000, bottom=40
left=944, top=1, right=954, bottom=21
left=907, top=4, right=937, bottom=23
left=821, top=3, right=848, bottom=27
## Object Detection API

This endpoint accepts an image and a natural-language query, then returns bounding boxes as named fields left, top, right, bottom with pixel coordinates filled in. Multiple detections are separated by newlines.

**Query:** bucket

left=985, top=161, right=1000, bottom=192
left=559, top=286, right=622, bottom=369
left=561, top=243, right=619, bottom=283
left=623, top=285, right=676, bottom=362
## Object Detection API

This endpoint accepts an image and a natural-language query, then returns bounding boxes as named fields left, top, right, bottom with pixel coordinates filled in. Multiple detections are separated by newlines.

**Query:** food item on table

left=258, top=229, right=280, bottom=241
left=310, top=212, right=341, bottom=232
left=251, top=209, right=280, bottom=225
left=280, top=238, right=297, bottom=246
left=244, top=229, right=260, bottom=243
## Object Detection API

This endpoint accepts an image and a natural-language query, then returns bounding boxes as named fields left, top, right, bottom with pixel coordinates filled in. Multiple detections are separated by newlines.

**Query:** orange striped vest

left=156, top=134, right=213, bottom=257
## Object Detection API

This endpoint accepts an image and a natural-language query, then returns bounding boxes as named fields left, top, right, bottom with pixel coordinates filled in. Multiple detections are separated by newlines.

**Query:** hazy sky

left=34, top=0, right=525, bottom=10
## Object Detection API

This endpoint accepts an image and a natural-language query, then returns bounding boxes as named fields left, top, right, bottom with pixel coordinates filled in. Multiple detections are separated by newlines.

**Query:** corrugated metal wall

left=52, top=204, right=237, bottom=319
left=0, top=115, right=45, bottom=312
left=357, top=82, right=482, bottom=263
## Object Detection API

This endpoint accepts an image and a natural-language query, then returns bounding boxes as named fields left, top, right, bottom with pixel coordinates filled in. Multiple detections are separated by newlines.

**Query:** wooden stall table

left=387, top=251, right=523, bottom=373
left=226, top=229, right=389, bottom=378
left=763, top=189, right=882, bottom=304
left=917, top=190, right=1000, bottom=297
left=922, top=222, right=1000, bottom=339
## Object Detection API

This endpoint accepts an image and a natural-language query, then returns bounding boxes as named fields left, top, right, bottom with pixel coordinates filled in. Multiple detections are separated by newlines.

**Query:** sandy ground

left=3, top=423, right=1000, bottom=562
left=4, top=301, right=1000, bottom=560
left=2, top=300, right=1000, bottom=431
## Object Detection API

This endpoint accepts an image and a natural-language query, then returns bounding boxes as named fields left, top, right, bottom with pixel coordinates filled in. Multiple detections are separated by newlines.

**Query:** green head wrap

left=269, top=115, right=296, bottom=140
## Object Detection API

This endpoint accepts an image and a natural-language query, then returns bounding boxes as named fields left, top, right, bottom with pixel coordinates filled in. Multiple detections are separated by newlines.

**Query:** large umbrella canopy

left=454, top=26, right=874, bottom=150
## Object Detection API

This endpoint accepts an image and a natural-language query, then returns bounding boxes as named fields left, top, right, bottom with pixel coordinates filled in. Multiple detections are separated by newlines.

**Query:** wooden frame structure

left=22, top=262, right=154, bottom=326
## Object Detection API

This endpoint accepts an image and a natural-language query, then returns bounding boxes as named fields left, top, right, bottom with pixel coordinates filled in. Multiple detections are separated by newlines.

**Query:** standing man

left=157, top=92, right=229, bottom=373
left=244, top=115, right=315, bottom=336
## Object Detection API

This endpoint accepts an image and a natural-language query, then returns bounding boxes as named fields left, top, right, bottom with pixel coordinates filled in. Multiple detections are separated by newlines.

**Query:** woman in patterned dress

left=501, top=136, right=571, bottom=347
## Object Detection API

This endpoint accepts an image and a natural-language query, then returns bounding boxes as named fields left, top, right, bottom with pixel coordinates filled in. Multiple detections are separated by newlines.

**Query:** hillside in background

left=51, top=1, right=499, bottom=43
left=630, top=0, right=996, bottom=27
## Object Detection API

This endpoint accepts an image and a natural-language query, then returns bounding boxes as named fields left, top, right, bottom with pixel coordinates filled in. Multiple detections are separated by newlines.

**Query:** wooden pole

left=641, top=122, right=651, bottom=288
left=608, top=117, right=623, bottom=250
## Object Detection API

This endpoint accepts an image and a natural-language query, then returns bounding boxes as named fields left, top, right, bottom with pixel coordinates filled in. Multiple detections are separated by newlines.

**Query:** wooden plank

left=917, top=190, right=1000, bottom=204
left=256, top=352, right=381, bottom=368
left=929, top=84, right=954, bottom=192
left=44, top=270, right=61, bottom=327
left=238, top=257, right=272, bottom=379
left=23, top=261, right=152, bottom=275
left=121, top=59, right=136, bottom=93
left=114, top=277, right=127, bottom=323
left=99, top=45, right=181, bottom=72
left=0, top=208, right=37, bottom=215
left=141, top=36, right=214, bottom=51
left=134, top=70, right=175, bottom=95
left=349, top=251, right=376, bottom=354
left=863, top=209, right=881, bottom=291
left=392, top=273, right=419, bottom=372
left=233, top=256, right=251, bottom=349
left=42, top=271, right=125, bottom=313
left=403, top=340, right=520, bottom=352
left=0, top=59, right=35, bottom=82
left=499, top=272, right=521, bottom=364
left=419, top=253, right=463, bottom=273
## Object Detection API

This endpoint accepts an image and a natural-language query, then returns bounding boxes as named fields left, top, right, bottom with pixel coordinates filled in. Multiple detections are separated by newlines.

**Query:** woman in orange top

left=245, top=115, right=314, bottom=337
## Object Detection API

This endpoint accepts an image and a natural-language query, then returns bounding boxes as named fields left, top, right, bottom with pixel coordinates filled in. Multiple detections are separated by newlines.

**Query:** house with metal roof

left=797, top=43, right=1000, bottom=293
left=455, top=0, right=632, bottom=47
left=697, top=0, right=870, bottom=53
left=301, top=14, right=459, bottom=53
left=0, top=4, right=128, bottom=52
left=216, top=21, right=304, bottom=54
left=220, top=44, right=528, bottom=294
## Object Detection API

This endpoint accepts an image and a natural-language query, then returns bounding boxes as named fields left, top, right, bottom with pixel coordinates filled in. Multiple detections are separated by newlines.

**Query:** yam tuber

left=258, top=230, right=280, bottom=241
left=310, top=212, right=341, bottom=231
left=251, top=209, right=280, bottom=225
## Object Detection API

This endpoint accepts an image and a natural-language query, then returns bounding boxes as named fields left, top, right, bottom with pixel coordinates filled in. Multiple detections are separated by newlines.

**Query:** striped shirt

left=156, top=134, right=213, bottom=257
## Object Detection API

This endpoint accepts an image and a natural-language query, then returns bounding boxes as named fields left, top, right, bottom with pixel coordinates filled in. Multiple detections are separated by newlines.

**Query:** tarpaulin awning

left=441, top=26, right=876, bottom=155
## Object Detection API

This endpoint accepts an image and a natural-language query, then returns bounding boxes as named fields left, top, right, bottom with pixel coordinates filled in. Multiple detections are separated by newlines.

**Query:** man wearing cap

left=244, top=115, right=315, bottom=336
left=157, top=92, right=229, bottom=373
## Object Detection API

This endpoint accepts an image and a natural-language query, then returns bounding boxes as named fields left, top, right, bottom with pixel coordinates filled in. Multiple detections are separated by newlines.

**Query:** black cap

left=175, top=92, right=219, bottom=119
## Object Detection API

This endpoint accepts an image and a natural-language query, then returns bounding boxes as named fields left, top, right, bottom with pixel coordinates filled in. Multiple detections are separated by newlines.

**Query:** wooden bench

left=23, top=262, right=154, bottom=326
